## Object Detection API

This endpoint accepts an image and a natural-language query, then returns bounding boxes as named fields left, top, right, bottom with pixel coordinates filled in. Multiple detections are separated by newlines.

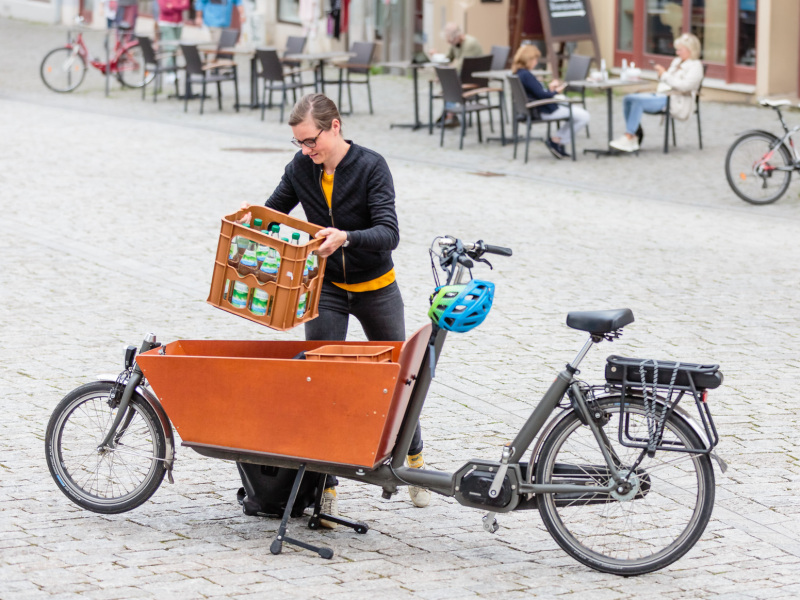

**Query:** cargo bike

left=45, top=233, right=727, bottom=576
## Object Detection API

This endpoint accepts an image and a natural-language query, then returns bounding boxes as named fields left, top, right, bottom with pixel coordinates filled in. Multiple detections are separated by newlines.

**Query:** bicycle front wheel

left=45, top=381, right=167, bottom=513
left=115, top=44, right=155, bottom=88
left=725, top=132, right=793, bottom=205
left=40, top=47, right=87, bottom=93
left=535, top=397, right=715, bottom=576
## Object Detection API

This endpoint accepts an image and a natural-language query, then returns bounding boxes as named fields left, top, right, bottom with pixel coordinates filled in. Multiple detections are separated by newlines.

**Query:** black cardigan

left=265, top=142, right=399, bottom=285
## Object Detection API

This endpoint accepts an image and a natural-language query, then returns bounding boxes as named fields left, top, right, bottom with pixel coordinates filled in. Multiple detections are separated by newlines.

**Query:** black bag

left=236, top=463, right=319, bottom=518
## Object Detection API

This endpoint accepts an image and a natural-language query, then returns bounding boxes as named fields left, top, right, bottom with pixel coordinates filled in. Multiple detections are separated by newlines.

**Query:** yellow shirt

left=321, top=170, right=395, bottom=292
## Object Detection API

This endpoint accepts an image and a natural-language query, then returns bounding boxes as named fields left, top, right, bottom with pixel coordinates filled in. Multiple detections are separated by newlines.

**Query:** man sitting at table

left=438, top=24, right=484, bottom=128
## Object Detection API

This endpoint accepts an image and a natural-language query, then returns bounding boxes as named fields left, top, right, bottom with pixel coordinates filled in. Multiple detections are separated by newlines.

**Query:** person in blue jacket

left=512, top=44, right=590, bottom=160
left=194, top=0, right=245, bottom=42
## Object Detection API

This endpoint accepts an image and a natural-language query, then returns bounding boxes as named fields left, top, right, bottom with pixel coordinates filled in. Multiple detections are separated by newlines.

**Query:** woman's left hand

left=655, top=64, right=666, bottom=77
left=314, top=227, right=348, bottom=257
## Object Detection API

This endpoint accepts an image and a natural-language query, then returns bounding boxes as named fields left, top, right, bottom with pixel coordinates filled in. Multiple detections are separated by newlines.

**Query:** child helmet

left=428, top=280, right=495, bottom=333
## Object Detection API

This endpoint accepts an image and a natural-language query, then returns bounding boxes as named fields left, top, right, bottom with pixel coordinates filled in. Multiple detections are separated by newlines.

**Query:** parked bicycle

left=45, top=233, right=726, bottom=576
left=40, top=18, right=153, bottom=93
left=725, top=99, right=800, bottom=205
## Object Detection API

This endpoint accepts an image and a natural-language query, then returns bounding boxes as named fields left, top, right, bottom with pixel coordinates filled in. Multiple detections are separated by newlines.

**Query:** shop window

left=690, top=0, right=728, bottom=63
left=618, top=0, right=634, bottom=51
left=646, top=0, right=683, bottom=56
left=279, top=0, right=301, bottom=25
left=737, top=0, right=756, bottom=66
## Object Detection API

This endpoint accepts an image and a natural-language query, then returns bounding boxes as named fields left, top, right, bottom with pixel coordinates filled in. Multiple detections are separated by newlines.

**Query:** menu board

left=544, top=0, right=592, bottom=38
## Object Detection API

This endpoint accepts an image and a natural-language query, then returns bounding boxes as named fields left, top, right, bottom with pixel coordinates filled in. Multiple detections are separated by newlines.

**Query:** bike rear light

left=701, top=389, right=708, bottom=403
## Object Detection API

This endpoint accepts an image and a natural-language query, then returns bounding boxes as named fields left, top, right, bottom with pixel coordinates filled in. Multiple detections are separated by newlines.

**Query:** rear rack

left=604, top=356, right=722, bottom=455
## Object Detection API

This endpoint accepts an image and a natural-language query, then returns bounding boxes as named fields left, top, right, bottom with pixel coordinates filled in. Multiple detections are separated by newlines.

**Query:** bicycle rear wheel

left=116, top=44, right=155, bottom=88
left=40, top=47, right=87, bottom=93
left=725, top=132, right=793, bottom=205
left=535, top=397, right=715, bottom=576
left=45, top=381, right=167, bottom=513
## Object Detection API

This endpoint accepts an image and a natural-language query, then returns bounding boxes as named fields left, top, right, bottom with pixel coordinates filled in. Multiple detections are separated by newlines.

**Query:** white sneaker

left=409, top=484, right=431, bottom=508
left=609, top=135, right=639, bottom=153
left=319, top=487, right=339, bottom=529
left=407, top=455, right=431, bottom=508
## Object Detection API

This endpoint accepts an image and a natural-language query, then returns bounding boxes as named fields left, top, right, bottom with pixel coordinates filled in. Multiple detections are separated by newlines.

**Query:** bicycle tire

left=40, top=46, right=87, bottom=93
left=115, top=44, right=155, bottom=88
left=535, top=396, right=715, bottom=576
left=725, top=131, right=793, bottom=205
left=45, top=381, right=167, bottom=514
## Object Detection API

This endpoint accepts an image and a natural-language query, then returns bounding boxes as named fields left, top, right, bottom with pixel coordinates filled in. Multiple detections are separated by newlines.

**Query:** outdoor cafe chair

left=648, top=64, right=706, bottom=153
left=562, top=54, right=593, bottom=138
left=435, top=66, right=504, bottom=149
left=334, top=41, right=376, bottom=115
left=507, top=74, right=578, bottom=162
left=136, top=35, right=181, bottom=102
left=490, top=45, right=510, bottom=71
left=180, top=43, right=239, bottom=115
left=256, top=48, right=305, bottom=122
left=461, top=55, right=498, bottom=130
left=282, top=35, right=309, bottom=84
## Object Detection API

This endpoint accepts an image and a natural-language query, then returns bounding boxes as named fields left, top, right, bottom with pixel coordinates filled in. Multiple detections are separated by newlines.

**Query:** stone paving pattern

left=1, top=17, right=800, bottom=600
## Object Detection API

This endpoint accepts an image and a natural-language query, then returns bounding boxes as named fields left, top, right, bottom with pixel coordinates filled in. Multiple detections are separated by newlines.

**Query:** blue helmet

left=427, top=280, right=495, bottom=333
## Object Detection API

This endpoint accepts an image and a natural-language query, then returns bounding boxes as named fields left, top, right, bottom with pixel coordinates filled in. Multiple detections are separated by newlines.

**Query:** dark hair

left=288, top=94, right=342, bottom=132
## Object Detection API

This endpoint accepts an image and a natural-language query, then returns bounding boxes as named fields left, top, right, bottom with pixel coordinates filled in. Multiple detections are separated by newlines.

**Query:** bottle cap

left=254, top=218, right=263, bottom=227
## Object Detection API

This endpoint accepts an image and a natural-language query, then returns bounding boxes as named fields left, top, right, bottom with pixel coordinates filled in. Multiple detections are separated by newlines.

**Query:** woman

left=250, top=94, right=429, bottom=524
left=511, top=44, right=591, bottom=160
left=610, top=33, right=703, bottom=153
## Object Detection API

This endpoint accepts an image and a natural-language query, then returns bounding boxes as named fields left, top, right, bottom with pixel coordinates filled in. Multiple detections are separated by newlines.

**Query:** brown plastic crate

left=207, top=206, right=328, bottom=331
left=306, top=345, right=393, bottom=363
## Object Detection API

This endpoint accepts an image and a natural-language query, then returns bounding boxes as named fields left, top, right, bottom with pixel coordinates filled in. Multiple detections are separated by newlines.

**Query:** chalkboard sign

left=546, top=0, right=592, bottom=38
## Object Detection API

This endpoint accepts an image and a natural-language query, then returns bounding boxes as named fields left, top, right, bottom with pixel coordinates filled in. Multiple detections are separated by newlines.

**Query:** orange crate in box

left=306, top=345, right=393, bottom=363
left=207, top=206, right=328, bottom=331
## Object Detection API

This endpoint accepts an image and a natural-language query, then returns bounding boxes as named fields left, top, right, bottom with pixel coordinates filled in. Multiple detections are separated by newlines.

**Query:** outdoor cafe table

left=284, top=51, right=355, bottom=95
left=381, top=61, right=433, bottom=131
left=566, top=77, right=652, bottom=156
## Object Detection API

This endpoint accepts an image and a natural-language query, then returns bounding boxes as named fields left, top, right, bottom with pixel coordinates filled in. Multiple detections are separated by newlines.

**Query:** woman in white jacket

left=610, top=33, right=703, bottom=153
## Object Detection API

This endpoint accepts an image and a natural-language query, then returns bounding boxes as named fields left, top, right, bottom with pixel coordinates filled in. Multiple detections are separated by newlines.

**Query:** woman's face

left=675, top=44, right=692, bottom=61
left=527, top=55, right=538, bottom=69
left=291, top=116, right=340, bottom=166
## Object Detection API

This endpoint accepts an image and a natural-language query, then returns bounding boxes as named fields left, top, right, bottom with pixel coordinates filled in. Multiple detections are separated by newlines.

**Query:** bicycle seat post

left=567, top=336, right=596, bottom=373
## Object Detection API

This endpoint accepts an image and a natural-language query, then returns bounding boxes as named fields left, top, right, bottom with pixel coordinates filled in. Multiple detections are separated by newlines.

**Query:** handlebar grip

left=483, top=244, right=513, bottom=257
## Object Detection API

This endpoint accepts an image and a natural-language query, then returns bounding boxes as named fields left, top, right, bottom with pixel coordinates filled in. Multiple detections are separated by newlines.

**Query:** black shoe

left=545, top=139, right=564, bottom=159
left=556, top=143, right=570, bottom=159
left=636, top=125, right=644, bottom=146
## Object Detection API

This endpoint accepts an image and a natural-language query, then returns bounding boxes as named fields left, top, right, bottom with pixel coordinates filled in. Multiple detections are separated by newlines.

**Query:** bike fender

left=734, top=129, right=777, bottom=139
left=95, top=378, right=176, bottom=479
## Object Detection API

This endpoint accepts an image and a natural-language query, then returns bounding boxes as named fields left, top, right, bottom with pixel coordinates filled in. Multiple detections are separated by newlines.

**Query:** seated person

left=439, top=23, right=484, bottom=127
left=511, top=45, right=590, bottom=160
left=610, top=33, right=703, bottom=153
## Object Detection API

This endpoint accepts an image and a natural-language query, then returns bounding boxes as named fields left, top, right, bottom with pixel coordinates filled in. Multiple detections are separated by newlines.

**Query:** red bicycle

left=40, top=20, right=154, bottom=93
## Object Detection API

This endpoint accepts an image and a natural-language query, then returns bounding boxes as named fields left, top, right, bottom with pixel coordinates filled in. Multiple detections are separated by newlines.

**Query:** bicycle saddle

left=566, top=308, right=634, bottom=334
left=760, top=99, right=791, bottom=108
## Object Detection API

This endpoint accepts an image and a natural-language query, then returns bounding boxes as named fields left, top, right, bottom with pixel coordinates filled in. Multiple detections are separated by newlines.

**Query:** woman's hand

left=314, top=227, right=348, bottom=257
left=548, top=79, right=567, bottom=93
left=236, top=201, right=252, bottom=225
left=655, top=64, right=666, bottom=77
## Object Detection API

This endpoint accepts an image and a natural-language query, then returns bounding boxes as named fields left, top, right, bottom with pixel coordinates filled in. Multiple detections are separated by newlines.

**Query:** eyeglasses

left=291, top=129, right=324, bottom=149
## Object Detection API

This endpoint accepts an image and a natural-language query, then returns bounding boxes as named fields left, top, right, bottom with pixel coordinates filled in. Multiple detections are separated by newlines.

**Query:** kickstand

left=307, top=474, right=370, bottom=535
left=269, top=464, right=334, bottom=559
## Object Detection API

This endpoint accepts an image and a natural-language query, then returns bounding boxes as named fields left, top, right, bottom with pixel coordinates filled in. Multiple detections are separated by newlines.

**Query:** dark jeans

left=307, top=281, right=424, bottom=487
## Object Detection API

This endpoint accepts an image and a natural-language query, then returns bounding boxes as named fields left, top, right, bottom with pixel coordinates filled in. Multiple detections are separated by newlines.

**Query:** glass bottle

left=250, top=287, right=269, bottom=316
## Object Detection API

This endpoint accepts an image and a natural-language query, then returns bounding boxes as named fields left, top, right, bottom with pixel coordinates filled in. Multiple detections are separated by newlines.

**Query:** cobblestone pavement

left=2, top=17, right=800, bottom=600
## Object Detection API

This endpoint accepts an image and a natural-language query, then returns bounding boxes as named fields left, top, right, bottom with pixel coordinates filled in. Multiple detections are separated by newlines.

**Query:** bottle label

left=228, top=241, right=238, bottom=260
left=231, top=282, right=249, bottom=309
left=250, top=289, right=268, bottom=316
left=297, top=292, right=308, bottom=318
left=240, top=251, right=258, bottom=268
left=256, top=244, right=269, bottom=263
